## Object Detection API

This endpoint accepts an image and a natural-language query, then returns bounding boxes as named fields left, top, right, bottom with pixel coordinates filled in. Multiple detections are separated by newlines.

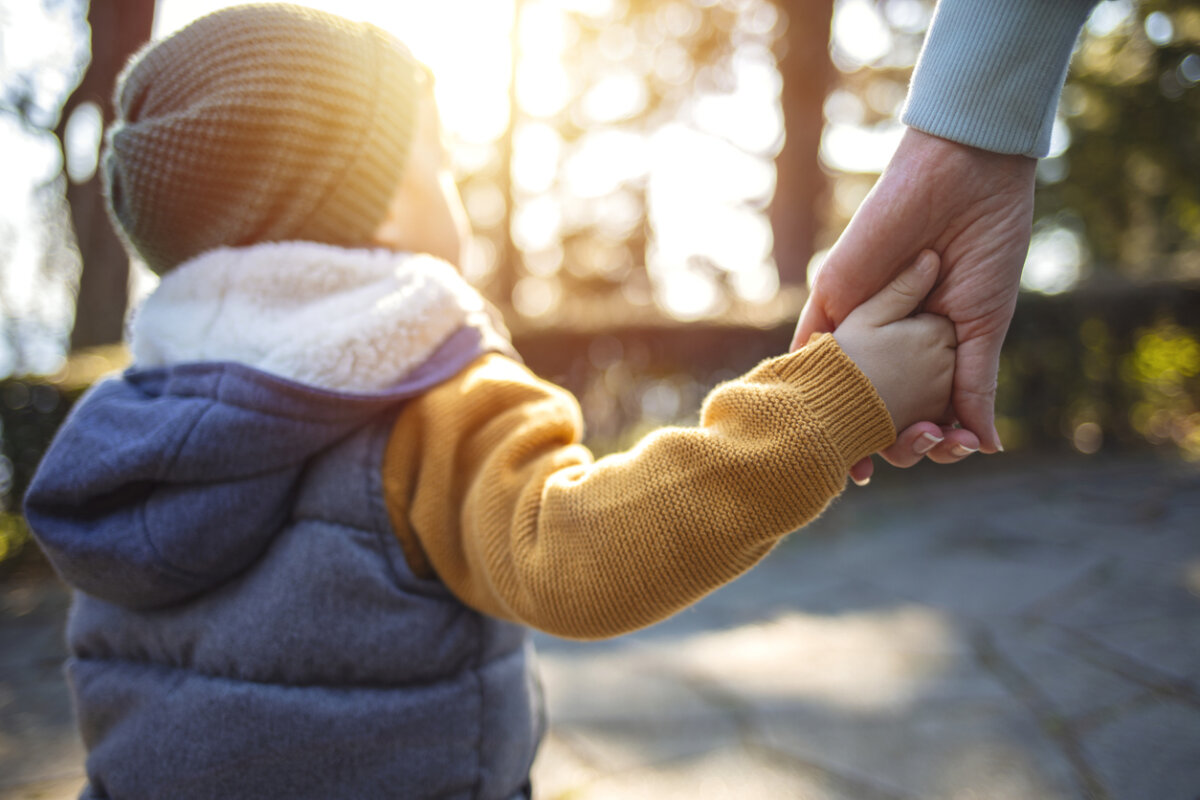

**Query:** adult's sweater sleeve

left=381, top=334, right=895, bottom=640
left=901, top=0, right=1098, bottom=157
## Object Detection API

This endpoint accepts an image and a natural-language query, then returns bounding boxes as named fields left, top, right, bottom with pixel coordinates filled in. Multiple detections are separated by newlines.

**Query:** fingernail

left=951, top=444, right=978, bottom=458
left=852, top=475, right=871, bottom=487
left=915, top=433, right=944, bottom=455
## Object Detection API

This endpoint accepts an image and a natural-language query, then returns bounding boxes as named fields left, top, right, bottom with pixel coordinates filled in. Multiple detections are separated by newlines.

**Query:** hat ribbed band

left=104, top=3, right=424, bottom=274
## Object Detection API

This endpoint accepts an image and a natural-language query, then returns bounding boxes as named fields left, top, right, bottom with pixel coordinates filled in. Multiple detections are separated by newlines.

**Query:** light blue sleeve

left=900, top=0, right=1100, bottom=158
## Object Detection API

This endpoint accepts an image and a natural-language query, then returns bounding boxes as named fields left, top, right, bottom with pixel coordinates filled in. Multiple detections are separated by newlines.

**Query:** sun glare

left=155, top=0, right=516, bottom=145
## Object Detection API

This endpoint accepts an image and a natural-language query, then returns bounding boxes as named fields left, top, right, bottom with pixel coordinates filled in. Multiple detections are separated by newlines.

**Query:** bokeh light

left=1021, top=226, right=1088, bottom=295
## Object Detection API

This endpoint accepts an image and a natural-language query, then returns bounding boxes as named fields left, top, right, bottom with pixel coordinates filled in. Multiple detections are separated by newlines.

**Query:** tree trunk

left=770, top=0, right=834, bottom=286
left=55, top=0, right=156, bottom=350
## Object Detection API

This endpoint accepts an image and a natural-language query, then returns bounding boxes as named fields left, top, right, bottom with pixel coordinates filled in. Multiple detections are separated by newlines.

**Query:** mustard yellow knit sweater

left=381, top=333, right=895, bottom=640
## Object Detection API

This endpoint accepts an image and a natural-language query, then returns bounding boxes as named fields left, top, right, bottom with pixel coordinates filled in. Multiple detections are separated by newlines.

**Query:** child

left=25, top=4, right=956, bottom=799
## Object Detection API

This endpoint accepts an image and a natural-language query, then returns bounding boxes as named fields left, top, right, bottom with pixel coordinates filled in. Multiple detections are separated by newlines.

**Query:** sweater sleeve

left=901, top=0, right=1098, bottom=158
left=381, top=334, right=895, bottom=640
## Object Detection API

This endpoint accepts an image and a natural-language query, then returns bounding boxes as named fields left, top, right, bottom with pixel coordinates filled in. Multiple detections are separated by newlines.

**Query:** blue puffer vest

left=25, top=325, right=542, bottom=800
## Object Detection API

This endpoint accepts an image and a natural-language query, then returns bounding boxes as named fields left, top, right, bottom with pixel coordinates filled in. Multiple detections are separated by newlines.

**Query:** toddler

left=26, top=5, right=955, bottom=799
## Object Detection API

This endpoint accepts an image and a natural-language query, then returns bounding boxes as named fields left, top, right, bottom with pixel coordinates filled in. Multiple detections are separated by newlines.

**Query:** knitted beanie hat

left=104, top=3, right=426, bottom=274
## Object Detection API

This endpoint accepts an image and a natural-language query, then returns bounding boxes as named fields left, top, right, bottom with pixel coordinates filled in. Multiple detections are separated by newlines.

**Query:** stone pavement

left=2, top=454, right=1198, bottom=799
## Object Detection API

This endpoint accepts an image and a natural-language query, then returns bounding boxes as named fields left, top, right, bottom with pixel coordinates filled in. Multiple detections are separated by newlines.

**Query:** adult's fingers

left=877, top=421, right=949, bottom=469
left=923, top=426, right=982, bottom=464
left=875, top=423, right=982, bottom=468
left=852, top=419, right=965, bottom=485
left=949, top=334, right=1004, bottom=453
left=791, top=293, right=835, bottom=351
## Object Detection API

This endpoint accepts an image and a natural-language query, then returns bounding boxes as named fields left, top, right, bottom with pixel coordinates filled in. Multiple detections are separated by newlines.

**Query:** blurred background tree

left=0, top=0, right=153, bottom=357
left=53, top=1, right=156, bottom=349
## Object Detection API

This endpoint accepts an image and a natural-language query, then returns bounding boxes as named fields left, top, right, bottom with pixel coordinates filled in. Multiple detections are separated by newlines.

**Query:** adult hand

left=793, top=128, right=1036, bottom=481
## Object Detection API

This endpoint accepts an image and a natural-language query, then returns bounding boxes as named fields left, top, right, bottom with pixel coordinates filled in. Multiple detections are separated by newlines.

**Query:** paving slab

left=863, top=543, right=1107, bottom=622
left=756, top=696, right=1079, bottom=800
left=528, top=732, right=606, bottom=799
left=0, top=777, right=86, bottom=800
left=985, top=620, right=1149, bottom=723
left=537, top=744, right=904, bottom=800
left=1080, top=700, right=1200, bottom=800
left=0, top=667, right=84, bottom=790
left=536, top=648, right=742, bottom=771
left=0, top=572, right=83, bottom=799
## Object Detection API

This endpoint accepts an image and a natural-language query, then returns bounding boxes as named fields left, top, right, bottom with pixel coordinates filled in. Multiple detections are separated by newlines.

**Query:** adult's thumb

left=855, top=250, right=940, bottom=326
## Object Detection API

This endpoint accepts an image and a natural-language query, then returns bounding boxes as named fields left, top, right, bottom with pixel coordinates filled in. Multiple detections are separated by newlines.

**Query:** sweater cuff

left=901, top=0, right=1097, bottom=158
left=774, top=334, right=896, bottom=468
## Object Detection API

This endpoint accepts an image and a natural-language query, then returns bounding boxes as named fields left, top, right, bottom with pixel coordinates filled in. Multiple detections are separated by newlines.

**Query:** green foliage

left=0, top=347, right=125, bottom=568
left=0, top=512, right=30, bottom=565
left=993, top=284, right=1200, bottom=457
left=0, top=374, right=83, bottom=568
left=1036, top=0, right=1200, bottom=278
left=0, top=378, right=77, bottom=510
left=1124, top=319, right=1200, bottom=457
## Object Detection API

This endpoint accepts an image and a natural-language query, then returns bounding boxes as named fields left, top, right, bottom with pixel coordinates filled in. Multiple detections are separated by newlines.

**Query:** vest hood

left=25, top=243, right=512, bottom=610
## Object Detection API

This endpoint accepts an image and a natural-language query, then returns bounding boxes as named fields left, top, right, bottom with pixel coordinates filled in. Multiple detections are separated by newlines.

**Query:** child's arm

left=382, top=257, right=953, bottom=640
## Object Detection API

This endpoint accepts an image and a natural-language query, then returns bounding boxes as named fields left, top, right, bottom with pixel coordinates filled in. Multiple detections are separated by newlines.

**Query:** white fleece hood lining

left=130, top=242, right=495, bottom=393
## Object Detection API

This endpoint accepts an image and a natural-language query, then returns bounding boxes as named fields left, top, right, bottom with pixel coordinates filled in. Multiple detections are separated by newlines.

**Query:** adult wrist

left=895, top=128, right=1036, bottom=180
left=886, top=129, right=1036, bottom=227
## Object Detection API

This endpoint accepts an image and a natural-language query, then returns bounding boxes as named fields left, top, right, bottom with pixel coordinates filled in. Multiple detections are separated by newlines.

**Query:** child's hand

left=833, top=251, right=956, bottom=432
